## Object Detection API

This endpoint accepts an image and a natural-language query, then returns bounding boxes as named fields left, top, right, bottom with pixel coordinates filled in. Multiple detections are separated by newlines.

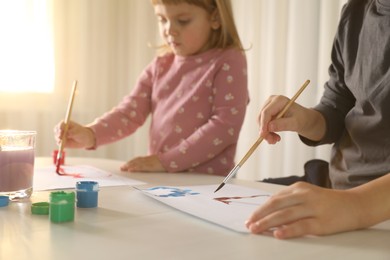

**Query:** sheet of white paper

left=34, top=165, right=145, bottom=191
left=138, top=184, right=271, bottom=233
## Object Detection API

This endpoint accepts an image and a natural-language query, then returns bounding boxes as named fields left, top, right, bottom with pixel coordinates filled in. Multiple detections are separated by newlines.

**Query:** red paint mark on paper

left=214, top=194, right=270, bottom=205
left=57, top=167, right=84, bottom=178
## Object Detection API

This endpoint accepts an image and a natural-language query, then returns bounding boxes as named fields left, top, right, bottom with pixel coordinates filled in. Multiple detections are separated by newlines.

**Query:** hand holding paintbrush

left=56, top=80, right=78, bottom=174
left=214, top=80, right=310, bottom=192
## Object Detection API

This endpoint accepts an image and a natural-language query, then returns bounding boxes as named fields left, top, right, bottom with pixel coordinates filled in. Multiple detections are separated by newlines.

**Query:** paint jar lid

left=31, top=202, right=50, bottom=215
left=50, top=191, right=75, bottom=204
left=76, top=181, right=99, bottom=192
left=0, top=196, right=9, bottom=207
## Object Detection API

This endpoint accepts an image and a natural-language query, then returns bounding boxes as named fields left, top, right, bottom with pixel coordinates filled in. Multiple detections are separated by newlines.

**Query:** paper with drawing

left=139, top=184, right=271, bottom=233
left=34, top=165, right=145, bottom=190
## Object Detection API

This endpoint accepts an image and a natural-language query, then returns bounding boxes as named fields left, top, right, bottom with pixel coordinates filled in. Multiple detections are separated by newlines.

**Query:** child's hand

left=258, top=95, right=325, bottom=143
left=120, top=155, right=166, bottom=172
left=258, top=95, right=302, bottom=144
left=54, top=121, right=96, bottom=149
left=245, top=182, right=362, bottom=239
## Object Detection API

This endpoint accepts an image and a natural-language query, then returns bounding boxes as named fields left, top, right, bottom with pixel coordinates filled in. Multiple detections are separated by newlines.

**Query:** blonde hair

left=150, top=0, right=243, bottom=54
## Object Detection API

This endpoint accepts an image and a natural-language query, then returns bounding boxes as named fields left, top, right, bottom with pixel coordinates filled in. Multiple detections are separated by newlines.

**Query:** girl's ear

left=211, top=10, right=221, bottom=30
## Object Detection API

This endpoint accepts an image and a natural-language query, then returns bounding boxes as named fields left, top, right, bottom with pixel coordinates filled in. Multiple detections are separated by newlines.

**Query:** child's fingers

left=53, top=121, right=65, bottom=142
left=272, top=218, right=319, bottom=239
left=259, top=96, right=290, bottom=136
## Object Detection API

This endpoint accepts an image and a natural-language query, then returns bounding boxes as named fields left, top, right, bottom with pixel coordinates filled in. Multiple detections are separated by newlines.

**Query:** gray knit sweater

left=302, top=0, right=390, bottom=189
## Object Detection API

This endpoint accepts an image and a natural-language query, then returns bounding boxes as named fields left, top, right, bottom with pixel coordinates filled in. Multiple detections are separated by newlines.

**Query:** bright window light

left=0, top=0, right=54, bottom=93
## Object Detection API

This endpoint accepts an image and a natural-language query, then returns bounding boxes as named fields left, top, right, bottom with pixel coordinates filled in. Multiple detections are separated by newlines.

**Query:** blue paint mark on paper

left=146, top=186, right=200, bottom=197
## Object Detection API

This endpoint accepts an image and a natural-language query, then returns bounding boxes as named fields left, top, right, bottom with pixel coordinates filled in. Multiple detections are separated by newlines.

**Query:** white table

left=1, top=157, right=390, bottom=260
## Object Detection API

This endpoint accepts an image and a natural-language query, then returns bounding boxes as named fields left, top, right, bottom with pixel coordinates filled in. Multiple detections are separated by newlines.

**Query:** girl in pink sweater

left=55, top=0, right=248, bottom=175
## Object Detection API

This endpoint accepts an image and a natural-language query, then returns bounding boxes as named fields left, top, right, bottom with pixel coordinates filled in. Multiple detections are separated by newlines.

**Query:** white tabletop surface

left=1, top=157, right=390, bottom=260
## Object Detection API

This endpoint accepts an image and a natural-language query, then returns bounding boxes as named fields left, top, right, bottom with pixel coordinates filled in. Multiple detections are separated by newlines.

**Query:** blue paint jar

left=76, top=181, right=99, bottom=208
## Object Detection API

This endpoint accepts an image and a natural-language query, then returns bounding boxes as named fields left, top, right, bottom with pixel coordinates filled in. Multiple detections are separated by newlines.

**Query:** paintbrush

left=56, top=80, right=78, bottom=174
left=214, top=79, right=310, bottom=193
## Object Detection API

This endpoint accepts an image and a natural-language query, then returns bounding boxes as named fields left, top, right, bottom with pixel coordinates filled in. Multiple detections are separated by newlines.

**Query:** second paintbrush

left=56, top=80, right=78, bottom=174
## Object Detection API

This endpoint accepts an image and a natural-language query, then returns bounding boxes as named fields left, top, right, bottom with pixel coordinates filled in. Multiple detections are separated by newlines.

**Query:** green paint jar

left=49, top=191, right=75, bottom=223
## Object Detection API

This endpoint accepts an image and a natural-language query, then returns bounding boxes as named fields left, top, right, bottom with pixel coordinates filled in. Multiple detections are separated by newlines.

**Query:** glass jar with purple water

left=0, top=130, right=36, bottom=200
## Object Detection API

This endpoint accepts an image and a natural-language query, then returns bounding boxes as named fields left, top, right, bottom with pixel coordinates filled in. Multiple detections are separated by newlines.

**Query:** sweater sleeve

left=300, top=4, right=356, bottom=146
left=88, top=61, right=155, bottom=148
left=158, top=50, right=249, bottom=172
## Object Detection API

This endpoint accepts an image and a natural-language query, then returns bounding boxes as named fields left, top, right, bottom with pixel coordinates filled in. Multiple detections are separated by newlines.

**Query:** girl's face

left=154, top=3, right=219, bottom=56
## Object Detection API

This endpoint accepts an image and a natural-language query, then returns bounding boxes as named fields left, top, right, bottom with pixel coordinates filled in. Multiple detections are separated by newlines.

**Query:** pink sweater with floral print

left=89, top=48, right=248, bottom=175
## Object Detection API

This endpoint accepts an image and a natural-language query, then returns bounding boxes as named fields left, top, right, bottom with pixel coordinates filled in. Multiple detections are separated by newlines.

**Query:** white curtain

left=0, top=0, right=347, bottom=180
